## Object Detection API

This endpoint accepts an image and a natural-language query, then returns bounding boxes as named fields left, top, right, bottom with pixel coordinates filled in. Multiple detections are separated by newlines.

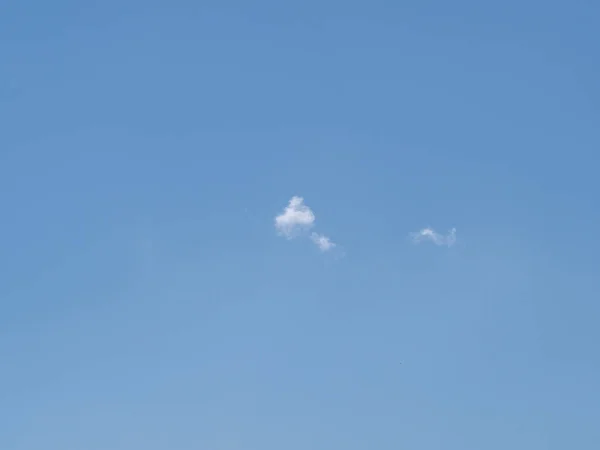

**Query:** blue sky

left=1, top=1, right=599, bottom=448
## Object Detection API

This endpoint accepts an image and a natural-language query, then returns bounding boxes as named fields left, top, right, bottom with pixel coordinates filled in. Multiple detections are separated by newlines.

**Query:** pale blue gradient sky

left=1, top=1, right=599, bottom=449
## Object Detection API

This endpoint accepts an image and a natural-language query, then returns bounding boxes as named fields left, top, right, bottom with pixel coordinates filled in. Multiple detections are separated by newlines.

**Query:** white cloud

left=310, top=232, right=336, bottom=252
left=274, top=196, right=315, bottom=239
left=410, top=227, right=456, bottom=247
left=275, top=196, right=340, bottom=254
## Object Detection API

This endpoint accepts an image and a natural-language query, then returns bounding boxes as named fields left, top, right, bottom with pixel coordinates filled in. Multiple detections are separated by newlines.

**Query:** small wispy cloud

left=310, top=232, right=336, bottom=252
left=275, top=196, right=339, bottom=253
left=410, top=227, right=456, bottom=247
left=274, top=196, right=315, bottom=239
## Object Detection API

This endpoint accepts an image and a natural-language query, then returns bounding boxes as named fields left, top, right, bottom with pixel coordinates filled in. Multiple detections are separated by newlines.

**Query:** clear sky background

left=1, top=1, right=599, bottom=449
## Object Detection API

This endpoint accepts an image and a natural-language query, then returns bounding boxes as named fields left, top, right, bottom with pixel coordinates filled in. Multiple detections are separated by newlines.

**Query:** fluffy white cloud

left=310, top=232, right=336, bottom=252
left=275, top=196, right=339, bottom=253
left=274, top=196, right=315, bottom=238
left=410, top=227, right=456, bottom=247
